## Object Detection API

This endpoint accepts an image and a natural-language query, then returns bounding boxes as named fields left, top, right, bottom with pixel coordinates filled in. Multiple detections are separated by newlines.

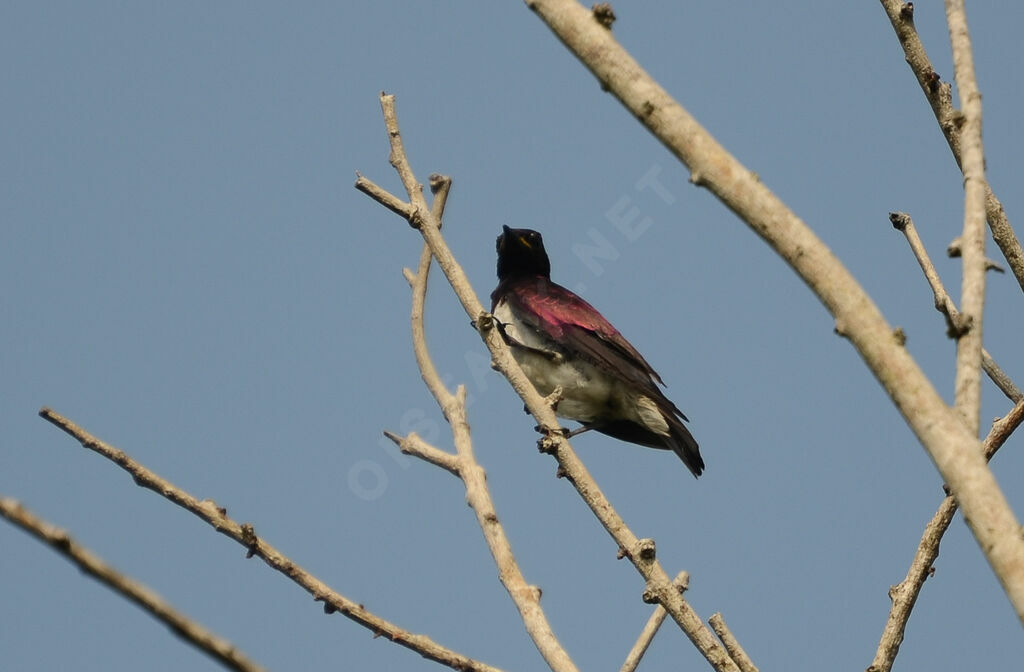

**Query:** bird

left=490, top=225, right=704, bottom=476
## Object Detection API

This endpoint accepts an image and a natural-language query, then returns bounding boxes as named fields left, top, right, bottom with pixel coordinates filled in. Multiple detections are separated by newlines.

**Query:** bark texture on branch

left=524, top=0, right=1024, bottom=622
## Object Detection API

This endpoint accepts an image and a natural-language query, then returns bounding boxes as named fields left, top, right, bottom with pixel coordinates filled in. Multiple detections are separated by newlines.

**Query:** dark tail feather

left=589, top=415, right=704, bottom=478
left=665, top=414, right=704, bottom=478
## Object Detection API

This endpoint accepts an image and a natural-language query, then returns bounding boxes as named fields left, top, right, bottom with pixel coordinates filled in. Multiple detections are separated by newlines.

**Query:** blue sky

left=3, top=2, right=1023, bottom=670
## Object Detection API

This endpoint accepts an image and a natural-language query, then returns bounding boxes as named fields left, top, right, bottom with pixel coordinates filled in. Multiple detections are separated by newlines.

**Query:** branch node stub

left=240, top=523, right=258, bottom=558
left=408, top=207, right=425, bottom=230
left=948, top=313, right=973, bottom=339
left=428, top=173, right=450, bottom=194
left=889, top=212, right=909, bottom=231
left=833, top=318, right=849, bottom=339
left=688, top=171, right=705, bottom=187
left=544, top=386, right=564, bottom=411
left=592, top=3, right=616, bottom=29
left=641, top=581, right=660, bottom=604
left=893, top=327, right=907, bottom=345
left=634, top=538, right=657, bottom=562
left=537, top=434, right=560, bottom=455
left=900, top=2, right=914, bottom=21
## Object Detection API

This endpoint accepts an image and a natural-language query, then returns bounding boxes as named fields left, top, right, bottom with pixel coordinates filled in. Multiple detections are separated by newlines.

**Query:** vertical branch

left=945, top=0, right=988, bottom=436
left=878, top=0, right=1024, bottom=294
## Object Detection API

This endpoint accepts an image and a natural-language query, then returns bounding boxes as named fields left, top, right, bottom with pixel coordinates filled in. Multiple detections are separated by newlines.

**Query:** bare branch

left=984, top=350, right=1024, bottom=404
left=383, top=430, right=460, bottom=475
left=522, top=0, right=1024, bottom=622
left=877, top=0, right=1024, bottom=294
left=0, top=498, right=266, bottom=672
left=708, top=614, right=758, bottom=672
left=619, top=571, right=688, bottom=672
left=945, top=0, right=988, bottom=436
left=358, top=92, right=742, bottom=672
left=891, top=212, right=1022, bottom=403
left=869, top=398, right=1024, bottom=672
left=37, top=408, right=503, bottom=672
left=354, top=173, right=416, bottom=220
left=392, top=168, right=579, bottom=672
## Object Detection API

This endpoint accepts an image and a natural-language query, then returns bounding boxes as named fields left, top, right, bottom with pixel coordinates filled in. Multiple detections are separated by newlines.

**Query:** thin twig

left=37, top=408, right=503, bottom=672
left=891, top=212, right=1022, bottom=404
left=877, top=0, right=1024, bottom=295
left=619, top=571, right=688, bottom=672
left=0, top=498, right=267, bottom=672
left=945, top=0, right=988, bottom=437
left=869, top=398, right=1024, bottom=672
left=518, top=0, right=1024, bottom=622
left=708, top=614, right=758, bottom=672
left=383, top=430, right=460, bottom=475
left=358, top=92, right=741, bottom=672
left=354, top=172, right=416, bottom=220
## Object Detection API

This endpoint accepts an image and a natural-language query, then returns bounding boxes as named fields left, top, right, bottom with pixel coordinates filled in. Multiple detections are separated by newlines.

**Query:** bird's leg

left=565, top=425, right=595, bottom=438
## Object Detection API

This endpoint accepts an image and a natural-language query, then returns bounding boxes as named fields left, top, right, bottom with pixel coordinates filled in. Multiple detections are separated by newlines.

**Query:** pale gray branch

left=357, top=92, right=740, bottom=672
left=383, top=430, right=460, bottom=476
left=0, top=498, right=266, bottom=672
left=619, top=571, right=688, bottom=672
left=37, top=408, right=503, bottom=672
left=878, top=0, right=1024, bottom=295
left=891, top=212, right=1022, bottom=404
left=708, top=614, right=758, bottom=672
left=395, top=168, right=579, bottom=672
left=945, top=0, right=988, bottom=437
left=523, top=0, right=1024, bottom=623
left=869, top=398, right=1024, bottom=672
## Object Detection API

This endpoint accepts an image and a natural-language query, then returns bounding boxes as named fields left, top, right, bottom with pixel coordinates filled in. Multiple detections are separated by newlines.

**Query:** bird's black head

left=496, top=226, right=551, bottom=280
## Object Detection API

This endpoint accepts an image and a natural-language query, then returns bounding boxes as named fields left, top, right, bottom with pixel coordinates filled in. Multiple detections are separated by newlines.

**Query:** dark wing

left=498, top=277, right=689, bottom=421
left=494, top=276, right=702, bottom=476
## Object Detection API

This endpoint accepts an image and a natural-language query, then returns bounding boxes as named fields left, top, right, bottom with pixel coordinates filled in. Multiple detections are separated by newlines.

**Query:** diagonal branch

left=523, top=0, right=1024, bottom=624
left=890, top=212, right=1022, bottom=404
left=357, top=92, right=743, bottom=672
left=37, top=408, right=504, bottom=672
left=0, top=497, right=266, bottom=672
left=869, top=398, right=1024, bottom=672
left=386, top=174, right=580, bottom=672
left=708, top=614, right=758, bottom=672
left=619, top=571, right=688, bottom=672
left=878, top=0, right=1024, bottom=295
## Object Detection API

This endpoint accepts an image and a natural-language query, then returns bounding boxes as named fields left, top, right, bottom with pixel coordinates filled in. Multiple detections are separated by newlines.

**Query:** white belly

left=494, top=301, right=628, bottom=424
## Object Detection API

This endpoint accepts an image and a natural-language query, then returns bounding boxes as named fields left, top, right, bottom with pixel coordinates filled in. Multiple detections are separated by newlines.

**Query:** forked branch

left=37, top=408, right=503, bottom=672
left=356, top=92, right=744, bottom=672
left=523, top=0, right=1024, bottom=623
left=384, top=174, right=579, bottom=672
